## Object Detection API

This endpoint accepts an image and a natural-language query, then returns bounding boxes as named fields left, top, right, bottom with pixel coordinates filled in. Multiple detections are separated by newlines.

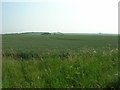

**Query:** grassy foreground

left=2, top=34, right=119, bottom=88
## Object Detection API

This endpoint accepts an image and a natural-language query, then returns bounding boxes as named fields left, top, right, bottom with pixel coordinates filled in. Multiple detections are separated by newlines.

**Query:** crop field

left=2, top=34, right=119, bottom=88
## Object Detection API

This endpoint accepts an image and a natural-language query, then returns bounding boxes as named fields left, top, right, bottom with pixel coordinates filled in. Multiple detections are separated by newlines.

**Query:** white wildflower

left=93, top=50, right=97, bottom=53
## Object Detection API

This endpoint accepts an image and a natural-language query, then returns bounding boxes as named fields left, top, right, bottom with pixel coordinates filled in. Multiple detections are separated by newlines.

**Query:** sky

left=1, top=0, right=119, bottom=34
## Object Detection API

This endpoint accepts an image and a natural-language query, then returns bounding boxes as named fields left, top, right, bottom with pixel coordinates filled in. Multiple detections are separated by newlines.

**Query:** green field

left=2, top=34, right=119, bottom=88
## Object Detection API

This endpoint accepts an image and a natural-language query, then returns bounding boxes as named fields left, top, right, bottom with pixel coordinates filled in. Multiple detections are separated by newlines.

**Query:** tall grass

left=2, top=48, right=118, bottom=88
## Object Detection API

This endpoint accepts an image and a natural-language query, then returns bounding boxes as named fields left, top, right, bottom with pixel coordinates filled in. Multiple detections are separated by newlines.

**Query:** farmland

left=2, top=34, right=119, bottom=88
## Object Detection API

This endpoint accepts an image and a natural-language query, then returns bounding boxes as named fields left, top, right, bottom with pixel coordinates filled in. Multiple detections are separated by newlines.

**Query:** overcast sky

left=1, top=0, right=119, bottom=34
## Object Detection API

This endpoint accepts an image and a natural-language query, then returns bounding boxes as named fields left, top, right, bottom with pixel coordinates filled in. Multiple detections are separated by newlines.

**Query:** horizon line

left=1, top=31, right=118, bottom=34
